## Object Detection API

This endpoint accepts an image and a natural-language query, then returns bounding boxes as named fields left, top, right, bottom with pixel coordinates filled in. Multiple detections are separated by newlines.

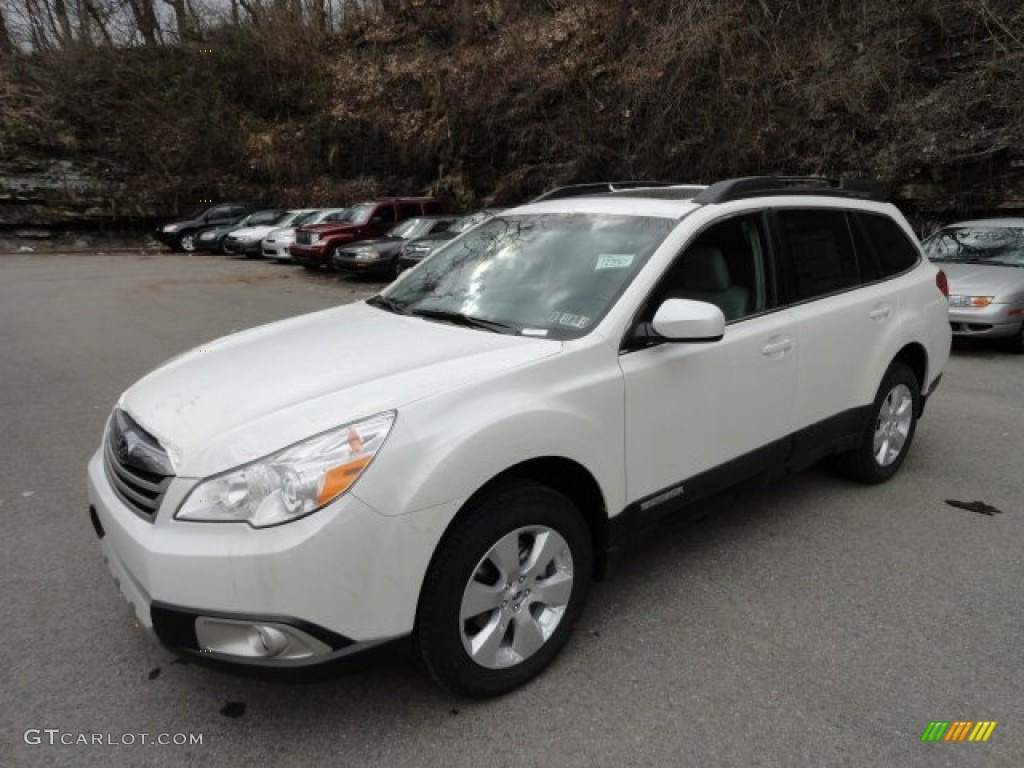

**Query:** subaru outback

left=89, top=177, right=951, bottom=697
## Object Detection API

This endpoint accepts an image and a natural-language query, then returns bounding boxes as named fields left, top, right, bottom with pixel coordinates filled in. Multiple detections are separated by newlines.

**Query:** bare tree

left=0, top=6, right=15, bottom=55
left=125, top=0, right=160, bottom=44
left=160, top=0, right=194, bottom=41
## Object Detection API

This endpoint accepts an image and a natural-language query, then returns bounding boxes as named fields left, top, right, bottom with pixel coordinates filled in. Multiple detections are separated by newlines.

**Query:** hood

left=302, top=222, right=360, bottom=235
left=411, top=232, right=455, bottom=244
left=264, top=227, right=296, bottom=241
left=120, top=302, right=560, bottom=477
left=354, top=236, right=401, bottom=247
left=941, top=263, right=1024, bottom=298
left=229, top=225, right=278, bottom=240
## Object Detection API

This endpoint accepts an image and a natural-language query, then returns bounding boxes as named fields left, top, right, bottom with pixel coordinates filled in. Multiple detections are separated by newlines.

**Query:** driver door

left=619, top=212, right=799, bottom=514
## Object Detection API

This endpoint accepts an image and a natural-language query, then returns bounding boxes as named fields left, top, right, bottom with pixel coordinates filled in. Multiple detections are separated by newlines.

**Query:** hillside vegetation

left=1, top=0, right=1022, bottom=221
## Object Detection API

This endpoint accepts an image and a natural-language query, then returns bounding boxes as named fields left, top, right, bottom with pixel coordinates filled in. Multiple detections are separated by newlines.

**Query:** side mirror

left=651, top=298, right=725, bottom=342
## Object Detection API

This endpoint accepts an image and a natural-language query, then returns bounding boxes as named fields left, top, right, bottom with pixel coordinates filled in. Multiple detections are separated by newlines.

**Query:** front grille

left=103, top=410, right=174, bottom=522
left=295, top=231, right=311, bottom=245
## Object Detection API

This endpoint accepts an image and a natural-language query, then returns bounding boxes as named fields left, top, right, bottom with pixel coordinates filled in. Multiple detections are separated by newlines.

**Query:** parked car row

left=155, top=196, right=506, bottom=282
left=155, top=196, right=1024, bottom=353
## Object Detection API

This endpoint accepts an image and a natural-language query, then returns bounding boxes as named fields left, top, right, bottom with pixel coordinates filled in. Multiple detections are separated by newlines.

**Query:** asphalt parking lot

left=1, top=251, right=1021, bottom=768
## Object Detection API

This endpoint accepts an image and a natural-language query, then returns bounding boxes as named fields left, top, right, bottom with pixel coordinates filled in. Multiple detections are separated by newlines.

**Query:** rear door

left=773, top=207, right=905, bottom=438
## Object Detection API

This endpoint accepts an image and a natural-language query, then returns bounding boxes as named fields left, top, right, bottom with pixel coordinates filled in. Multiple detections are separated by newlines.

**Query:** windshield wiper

left=366, top=294, right=409, bottom=315
left=411, top=308, right=515, bottom=334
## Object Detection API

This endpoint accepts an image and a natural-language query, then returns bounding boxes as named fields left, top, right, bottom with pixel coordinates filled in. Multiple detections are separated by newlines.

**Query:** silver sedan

left=922, top=218, right=1024, bottom=352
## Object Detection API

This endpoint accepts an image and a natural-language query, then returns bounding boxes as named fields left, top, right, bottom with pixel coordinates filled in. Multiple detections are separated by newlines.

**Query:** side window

left=778, top=209, right=858, bottom=301
left=858, top=212, right=920, bottom=277
left=374, top=205, right=397, bottom=224
left=249, top=211, right=279, bottom=225
left=652, top=213, right=772, bottom=322
left=398, top=203, right=420, bottom=220
left=206, top=205, right=234, bottom=222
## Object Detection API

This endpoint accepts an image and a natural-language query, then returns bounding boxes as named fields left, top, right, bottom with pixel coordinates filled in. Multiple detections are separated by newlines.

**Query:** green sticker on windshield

left=595, top=253, right=634, bottom=270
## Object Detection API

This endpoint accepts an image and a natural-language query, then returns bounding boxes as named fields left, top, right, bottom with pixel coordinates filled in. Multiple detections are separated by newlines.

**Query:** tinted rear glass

left=859, top=213, right=919, bottom=277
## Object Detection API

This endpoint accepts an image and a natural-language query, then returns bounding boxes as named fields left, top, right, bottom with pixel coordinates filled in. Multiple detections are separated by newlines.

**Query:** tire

left=833, top=362, right=920, bottom=484
left=176, top=232, right=196, bottom=253
left=1000, top=323, right=1024, bottom=354
left=416, top=481, right=593, bottom=697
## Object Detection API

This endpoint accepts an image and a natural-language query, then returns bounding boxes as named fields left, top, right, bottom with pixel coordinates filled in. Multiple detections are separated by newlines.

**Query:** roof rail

left=693, top=176, right=890, bottom=205
left=607, top=184, right=707, bottom=200
left=531, top=181, right=679, bottom=203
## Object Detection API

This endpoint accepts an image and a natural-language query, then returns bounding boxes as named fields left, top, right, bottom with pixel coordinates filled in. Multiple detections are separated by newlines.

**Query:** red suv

left=290, top=197, right=446, bottom=270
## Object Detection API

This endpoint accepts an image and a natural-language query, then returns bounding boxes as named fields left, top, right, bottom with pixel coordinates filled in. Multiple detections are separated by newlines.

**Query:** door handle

left=761, top=336, right=794, bottom=356
left=869, top=305, right=892, bottom=321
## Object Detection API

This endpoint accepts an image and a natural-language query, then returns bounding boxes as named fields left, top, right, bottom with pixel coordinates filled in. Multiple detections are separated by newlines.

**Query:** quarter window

left=778, top=209, right=858, bottom=301
left=858, top=213, right=920, bottom=277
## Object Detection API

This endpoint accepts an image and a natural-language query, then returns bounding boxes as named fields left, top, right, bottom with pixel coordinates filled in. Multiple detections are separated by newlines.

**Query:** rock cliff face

left=1, top=1, right=1021, bottom=233
left=0, top=159, right=138, bottom=230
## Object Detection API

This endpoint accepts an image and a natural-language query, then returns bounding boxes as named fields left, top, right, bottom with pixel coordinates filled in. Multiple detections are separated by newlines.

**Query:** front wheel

left=177, top=232, right=196, bottom=253
left=833, top=362, right=920, bottom=483
left=416, top=481, right=593, bottom=697
left=1000, top=323, right=1024, bottom=354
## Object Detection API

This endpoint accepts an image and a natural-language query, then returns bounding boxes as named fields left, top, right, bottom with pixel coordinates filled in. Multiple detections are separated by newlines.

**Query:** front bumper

left=223, top=239, right=261, bottom=256
left=87, top=449, right=438, bottom=672
left=332, top=252, right=392, bottom=276
left=289, top=244, right=330, bottom=266
left=948, top=304, right=1023, bottom=339
left=262, top=239, right=293, bottom=260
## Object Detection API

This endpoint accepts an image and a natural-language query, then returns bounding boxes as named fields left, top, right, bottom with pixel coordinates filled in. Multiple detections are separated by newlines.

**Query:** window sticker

left=549, top=312, right=590, bottom=329
left=520, top=328, right=549, bottom=337
left=595, top=253, right=635, bottom=270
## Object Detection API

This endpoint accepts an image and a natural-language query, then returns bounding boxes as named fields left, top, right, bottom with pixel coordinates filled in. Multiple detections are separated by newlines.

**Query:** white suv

left=88, top=177, right=951, bottom=696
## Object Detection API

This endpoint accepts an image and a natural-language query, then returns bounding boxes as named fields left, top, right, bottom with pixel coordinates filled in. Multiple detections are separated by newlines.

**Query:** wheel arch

left=417, top=457, right=611, bottom=618
left=890, top=342, right=927, bottom=414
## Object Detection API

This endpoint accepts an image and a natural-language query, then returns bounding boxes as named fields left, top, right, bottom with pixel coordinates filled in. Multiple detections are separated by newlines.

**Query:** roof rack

left=531, top=181, right=679, bottom=203
left=693, top=176, right=890, bottom=205
left=607, top=184, right=707, bottom=200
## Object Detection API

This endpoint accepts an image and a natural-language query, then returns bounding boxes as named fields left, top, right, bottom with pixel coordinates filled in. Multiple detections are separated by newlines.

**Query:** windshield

left=279, top=210, right=314, bottom=227
left=312, top=208, right=348, bottom=224
left=378, top=213, right=676, bottom=339
left=343, top=204, right=375, bottom=226
left=289, top=211, right=319, bottom=227
left=388, top=218, right=446, bottom=240
left=923, top=226, right=1024, bottom=267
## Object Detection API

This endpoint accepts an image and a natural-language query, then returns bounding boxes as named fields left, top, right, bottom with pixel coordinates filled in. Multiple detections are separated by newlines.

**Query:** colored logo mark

left=921, top=721, right=997, bottom=742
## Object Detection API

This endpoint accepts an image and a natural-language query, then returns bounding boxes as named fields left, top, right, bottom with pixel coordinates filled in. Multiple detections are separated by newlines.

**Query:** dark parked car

left=397, top=209, right=504, bottom=274
left=290, top=197, right=446, bottom=271
left=331, top=215, right=457, bottom=279
left=193, top=209, right=286, bottom=254
left=155, top=202, right=263, bottom=252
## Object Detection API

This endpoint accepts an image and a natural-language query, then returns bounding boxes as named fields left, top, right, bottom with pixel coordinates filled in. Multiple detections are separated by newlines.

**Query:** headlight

left=163, top=224, right=180, bottom=233
left=310, top=233, right=321, bottom=245
left=175, top=412, right=395, bottom=528
left=948, top=295, right=993, bottom=308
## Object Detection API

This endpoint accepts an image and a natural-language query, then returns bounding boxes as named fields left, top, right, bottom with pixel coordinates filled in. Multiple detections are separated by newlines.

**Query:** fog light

left=195, top=617, right=332, bottom=660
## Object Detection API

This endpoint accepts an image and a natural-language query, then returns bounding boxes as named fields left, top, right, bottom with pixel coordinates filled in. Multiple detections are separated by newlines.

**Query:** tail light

left=935, top=269, right=949, bottom=297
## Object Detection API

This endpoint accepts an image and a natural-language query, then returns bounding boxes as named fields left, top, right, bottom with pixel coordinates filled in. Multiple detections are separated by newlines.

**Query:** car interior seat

left=669, top=246, right=749, bottom=320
